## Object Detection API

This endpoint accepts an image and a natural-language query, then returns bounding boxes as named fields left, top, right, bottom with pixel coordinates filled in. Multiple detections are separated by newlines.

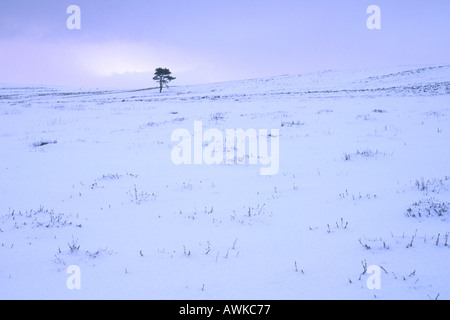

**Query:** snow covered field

left=0, top=65, right=449, bottom=299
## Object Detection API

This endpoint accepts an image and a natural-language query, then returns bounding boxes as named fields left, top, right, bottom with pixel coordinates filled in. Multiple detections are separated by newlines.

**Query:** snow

left=0, top=64, right=449, bottom=299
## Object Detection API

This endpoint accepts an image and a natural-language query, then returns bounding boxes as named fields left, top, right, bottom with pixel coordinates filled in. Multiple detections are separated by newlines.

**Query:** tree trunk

left=160, top=79, right=163, bottom=93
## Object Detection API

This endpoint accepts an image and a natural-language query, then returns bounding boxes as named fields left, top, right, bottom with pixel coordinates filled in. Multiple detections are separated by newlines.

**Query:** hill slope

left=0, top=64, right=449, bottom=299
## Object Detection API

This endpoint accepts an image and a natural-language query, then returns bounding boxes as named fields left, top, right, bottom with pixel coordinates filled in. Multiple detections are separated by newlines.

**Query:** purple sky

left=0, top=0, right=449, bottom=88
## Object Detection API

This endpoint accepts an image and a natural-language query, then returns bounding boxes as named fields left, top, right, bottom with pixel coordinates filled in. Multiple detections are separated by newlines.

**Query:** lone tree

left=153, top=68, right=176, bottom=93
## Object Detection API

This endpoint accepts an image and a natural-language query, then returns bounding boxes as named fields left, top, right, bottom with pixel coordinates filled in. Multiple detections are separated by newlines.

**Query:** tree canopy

left=153, top=68, right=176, bottom=93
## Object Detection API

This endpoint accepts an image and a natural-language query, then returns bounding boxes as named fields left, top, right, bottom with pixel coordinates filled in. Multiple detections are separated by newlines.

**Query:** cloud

left=0, top=37, right=210, bottom=87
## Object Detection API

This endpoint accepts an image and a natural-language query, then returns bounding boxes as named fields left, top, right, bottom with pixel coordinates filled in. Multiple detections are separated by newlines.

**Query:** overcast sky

left=0, top=0, right=449, bottom=88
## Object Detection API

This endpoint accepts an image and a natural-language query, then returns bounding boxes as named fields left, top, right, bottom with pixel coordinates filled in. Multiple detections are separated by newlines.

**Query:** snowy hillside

left=0, top=64, right=449, bottom=299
